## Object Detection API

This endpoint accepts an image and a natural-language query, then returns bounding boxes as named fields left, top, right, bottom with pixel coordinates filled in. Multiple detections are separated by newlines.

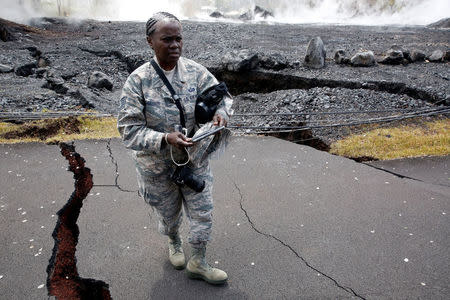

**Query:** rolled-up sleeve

left=117, top=74, right=164, bottom=152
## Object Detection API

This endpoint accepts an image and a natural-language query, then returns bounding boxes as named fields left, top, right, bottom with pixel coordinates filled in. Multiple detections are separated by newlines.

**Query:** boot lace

left=170, top=235, right=183, bottom=253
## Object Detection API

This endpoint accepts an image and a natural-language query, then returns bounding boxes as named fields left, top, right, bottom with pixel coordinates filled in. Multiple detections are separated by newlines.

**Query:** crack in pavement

left=46, top=142, right=111, bottom=299
left=230, top=178, right=365, bottom=299
left=100, top=139, right=136, bottom=193
left=362, top=163, right=449, bottom=188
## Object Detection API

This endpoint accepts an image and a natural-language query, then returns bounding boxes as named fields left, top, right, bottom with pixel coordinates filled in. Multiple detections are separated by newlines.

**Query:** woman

left=117, top=12, right=232, bottom=285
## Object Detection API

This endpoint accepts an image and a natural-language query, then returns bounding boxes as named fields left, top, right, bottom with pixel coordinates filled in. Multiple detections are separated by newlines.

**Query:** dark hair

left=146, top=12, right=180, bottom=37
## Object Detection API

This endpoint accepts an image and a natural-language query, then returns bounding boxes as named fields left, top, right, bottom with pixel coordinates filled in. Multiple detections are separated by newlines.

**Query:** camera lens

left=180, top=167, right=205, bottom=192
left=172, top=166, right=205, bottom=193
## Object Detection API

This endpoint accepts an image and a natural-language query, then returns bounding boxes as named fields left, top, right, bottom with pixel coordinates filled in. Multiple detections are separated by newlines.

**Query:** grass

left=1, top=116, right=449, bottom=161
left=330, top=119, right=450, bottom=160
left=0, top=116, right=119, bottom=144
left=58, top=116, right=119, bottom=142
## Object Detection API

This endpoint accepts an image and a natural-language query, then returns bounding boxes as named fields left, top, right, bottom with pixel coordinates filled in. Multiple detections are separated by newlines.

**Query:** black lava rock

left=15, top=62, right=37, bottom=77
left=379, top=48, right=404, bottom=65
left=254, top=6, right=274, bottom=18
left=444, top=50, right=450, bottom=62
left=0, top=20, right=16, bottom=41
left=428, top=50, right=444, bottom=62
left=123, top=54, right=146, bottom=73
left=259, top=53, right=288, bottom=70
left=88, top=71, right=113, bottom=90
left=410, top=50, right=426, bottom=62
left=304, top=37, right=326, bottom=69
left=210, top=11, right=224, bottom=18
left=351, top=51, right=376, bottom=67
left=42, top=76, right=69, bottom=94
left=221, top=49, right=259, bottom=72
left=427, top=17, right=450, bottom=29
left=334, top=49, right=350, bottom=64
left=0, top=63, right=13, bottom=73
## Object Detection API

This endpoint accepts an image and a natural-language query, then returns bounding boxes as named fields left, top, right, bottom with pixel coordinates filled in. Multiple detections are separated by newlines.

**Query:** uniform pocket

left=137, top=170, right=177, bottom=207
left=134, top=152, right=170, bottom=176
left=143, top=91, right=167, bottom=130
left=178, top=93, right=197, bottom=129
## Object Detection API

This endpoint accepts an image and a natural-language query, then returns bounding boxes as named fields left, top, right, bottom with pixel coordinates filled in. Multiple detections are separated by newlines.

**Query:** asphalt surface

left=0, top=136, right=448, bottom=299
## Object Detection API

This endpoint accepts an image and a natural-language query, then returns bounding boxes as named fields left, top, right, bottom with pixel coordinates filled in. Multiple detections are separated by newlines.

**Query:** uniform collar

left=150, top=57, right=187, bottom=92
left=176, top=57, right=187, bottom=84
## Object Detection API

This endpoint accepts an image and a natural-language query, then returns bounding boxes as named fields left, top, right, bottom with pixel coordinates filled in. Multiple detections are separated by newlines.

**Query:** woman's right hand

left=166, top=132, right=193, bottom=149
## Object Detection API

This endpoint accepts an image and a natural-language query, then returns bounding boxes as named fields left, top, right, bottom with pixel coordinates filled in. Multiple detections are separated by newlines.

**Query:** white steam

left=1, top=0, right=448, bottom=25
left=270, top=0, right=450, bottom=25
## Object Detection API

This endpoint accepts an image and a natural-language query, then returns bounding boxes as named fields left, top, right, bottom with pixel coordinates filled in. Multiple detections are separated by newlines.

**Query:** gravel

left=0, top=18, right=448, bottom=146
left=231, top=87, right=438, bottom=143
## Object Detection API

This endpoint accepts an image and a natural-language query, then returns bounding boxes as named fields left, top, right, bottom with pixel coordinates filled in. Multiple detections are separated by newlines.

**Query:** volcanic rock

left=379, top=48, right=404, bottom=65
left=239, top=11, right=253, bottom=21
left=123, top=54, right=146, bottom=73
left=0, top=63, right=13, bottom=73
left=444, top=50, right=450, bottom=62
left=259, top=53, right=288, bottom=70
left=427, top=18, right=450, bottom=29
left=239, top=6, right=273, bottom=21
left=61, top=71, right=79, bottom=81
left=42, top=76, right=68, bottom=94
left=290, top=60, right=301, bottom=68
left=350, top=51, right=376, bottom=67
left=210, top=11, right=224, bottom=18
left=304, top=37, right=326, bottom=69
left=221, top=49, right=259, bottom=72
left=15, top=62, right=37, bottom=76
left=394, top=45, right=411, bottom=61
left=68, top=89, right=95, bottom=109
left=87, top=71, right=113, bottom=90
left=35, top=67, right=48, bottom=78
left=25, top=46, right=50, bottom=67
left=410, top=50, right=426, bottom=62
left=38, top=57, right=51, bottom=67
left=0, top=17, right=448, bottom=121
left=254, top=6, right=274, bottom=18
left=428, top=50, right=444, bottom=62
left=334, top=49, right=350, bottom=64
left=26, top=46, right=42, bottom=58
left=0, top=20, right=16, bottom=42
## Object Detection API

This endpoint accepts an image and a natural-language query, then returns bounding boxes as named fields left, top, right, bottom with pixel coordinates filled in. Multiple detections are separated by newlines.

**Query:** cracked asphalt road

left=0, top=136, right=448, bottom=299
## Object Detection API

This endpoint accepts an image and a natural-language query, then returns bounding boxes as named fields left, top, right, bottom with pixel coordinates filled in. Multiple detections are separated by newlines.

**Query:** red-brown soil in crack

left=46, top=142, right=111, bottom=300
left=1, top=117, right=81, bottom=141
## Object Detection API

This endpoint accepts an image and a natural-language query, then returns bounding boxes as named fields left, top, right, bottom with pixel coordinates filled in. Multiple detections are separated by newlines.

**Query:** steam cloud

left=0, top=0, right=448, bottom=25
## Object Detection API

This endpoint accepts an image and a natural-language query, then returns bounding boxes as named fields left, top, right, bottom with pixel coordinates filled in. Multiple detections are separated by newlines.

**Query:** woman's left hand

left=213, top=114, right=227, bottom=127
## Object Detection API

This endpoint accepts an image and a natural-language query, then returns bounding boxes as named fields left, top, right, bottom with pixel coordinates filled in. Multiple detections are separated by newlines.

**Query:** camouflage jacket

left=117, top=57, right=233, bottom=174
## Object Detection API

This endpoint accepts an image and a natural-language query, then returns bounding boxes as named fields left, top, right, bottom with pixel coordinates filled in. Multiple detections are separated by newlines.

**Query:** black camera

left=171, top=165, right=205, bottom=193
left=195, top=82, right=229, bottom=124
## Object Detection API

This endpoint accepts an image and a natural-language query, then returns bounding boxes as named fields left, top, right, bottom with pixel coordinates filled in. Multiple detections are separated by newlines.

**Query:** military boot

left=168, top=234, right=185, bottom=270
left=186, top=246, right=228, bottom=285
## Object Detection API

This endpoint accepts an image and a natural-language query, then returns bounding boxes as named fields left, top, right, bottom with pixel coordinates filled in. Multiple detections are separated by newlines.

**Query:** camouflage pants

left=137, top=163, right=214, bottom=244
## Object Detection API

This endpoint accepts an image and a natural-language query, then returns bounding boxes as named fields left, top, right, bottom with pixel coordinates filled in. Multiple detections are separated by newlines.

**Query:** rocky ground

left=0, top=17, right=449, bottom=146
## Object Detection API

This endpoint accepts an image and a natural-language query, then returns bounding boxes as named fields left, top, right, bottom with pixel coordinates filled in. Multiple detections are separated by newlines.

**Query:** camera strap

left=150, top=59, right=186, bottom=128
left=151, top=59, right=190, bottom=167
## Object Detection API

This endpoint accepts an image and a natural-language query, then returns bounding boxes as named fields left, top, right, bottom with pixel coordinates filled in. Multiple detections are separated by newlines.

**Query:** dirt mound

left=427, top=17, right=450, bottom=29
left=0, top=18, right=62, bottom=41
left=1, top=117, right=81, bottom=140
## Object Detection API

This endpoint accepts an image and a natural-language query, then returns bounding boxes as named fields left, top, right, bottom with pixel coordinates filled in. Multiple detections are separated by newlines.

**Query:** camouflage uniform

left=117, top=57, right=233, bottom=245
